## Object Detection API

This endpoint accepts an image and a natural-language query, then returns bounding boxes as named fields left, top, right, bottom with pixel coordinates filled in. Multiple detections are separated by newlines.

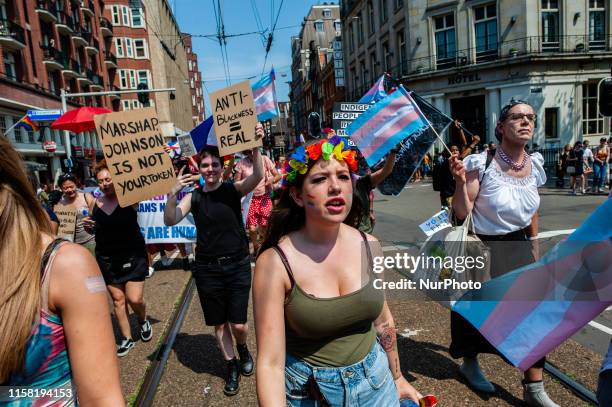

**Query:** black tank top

left=190, top=183, right=249, bottom=259
left=92, top=203, right=146, bottom=257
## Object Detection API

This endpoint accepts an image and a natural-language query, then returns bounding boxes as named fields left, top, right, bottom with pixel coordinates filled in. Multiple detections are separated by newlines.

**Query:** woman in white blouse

left=449, top=100, right=558, bottom=407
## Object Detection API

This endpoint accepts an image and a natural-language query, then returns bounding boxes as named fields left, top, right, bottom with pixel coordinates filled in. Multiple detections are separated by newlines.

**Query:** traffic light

left=137, top=82, right=150, bottom=107
left=598, top=78, right=612, bottom=117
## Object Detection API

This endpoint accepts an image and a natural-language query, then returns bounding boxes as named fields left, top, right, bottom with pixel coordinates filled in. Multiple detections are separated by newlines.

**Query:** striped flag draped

left=358, top=74, right=387, bottom=104
left=252, top=69, right=278, bottom=122
left=453, top=198, right=612, bottom=371
left=346, top=86, right=430, bottom=167
left=15, top=115, right=39, bottom=132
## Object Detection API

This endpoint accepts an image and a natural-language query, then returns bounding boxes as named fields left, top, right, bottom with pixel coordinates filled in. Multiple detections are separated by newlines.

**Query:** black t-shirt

left=92, top=204, right=146, bottom=257
left=190, top=183, right=249, bottom=258
left=354, top=175, right=373, bottom=233
left=439, top=158, right=456, bottom=199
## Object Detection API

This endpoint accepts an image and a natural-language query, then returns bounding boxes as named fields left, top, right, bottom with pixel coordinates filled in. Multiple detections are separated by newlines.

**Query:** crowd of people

left=556, top=137, right=611, bottom=195
left=1, top=99, right=610, bottom=406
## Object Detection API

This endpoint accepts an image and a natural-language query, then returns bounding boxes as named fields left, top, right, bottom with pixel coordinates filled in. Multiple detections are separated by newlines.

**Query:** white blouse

left=464, top=152, right=546, bottom=235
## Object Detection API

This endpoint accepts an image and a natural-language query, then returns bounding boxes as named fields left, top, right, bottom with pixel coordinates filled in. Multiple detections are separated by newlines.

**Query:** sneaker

left=523, top=381, right=560, bottom=407
left=459, top=357, right=495, bottom=394
left=223, top=358, right=240, bottom=396
left=147, top=266, right=155, bottom=278
left=237, top=343, right=254, bottom=376
left=140, top=319, right=153, bottom=342
left=117, top=338, right=135, bottom=357
left=182, top=257, right=191, bottom=271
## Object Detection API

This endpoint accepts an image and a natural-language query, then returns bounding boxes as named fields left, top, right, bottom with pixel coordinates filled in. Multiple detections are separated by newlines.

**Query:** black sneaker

left=237, top=343, right=254, bottom=376
left=117, top=338, right=135, bottom=357
left=223, top=358, right=240, bottom=396
left=182, top=257, right=191, bottom=271
left=140, top=319, right=153, bottom=342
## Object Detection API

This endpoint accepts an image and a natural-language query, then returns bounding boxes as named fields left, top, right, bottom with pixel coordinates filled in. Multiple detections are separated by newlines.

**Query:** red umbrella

left=51, top=106, right=112, bottom=133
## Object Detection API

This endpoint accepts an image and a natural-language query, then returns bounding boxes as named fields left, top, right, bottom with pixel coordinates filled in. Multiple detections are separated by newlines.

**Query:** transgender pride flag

left=453, top=198, right=612, bottom=371
left=252, top=69, right=278, bottom=122
left=358, top=74, right=387, bottom=104
left=345, top=86, right=430, bottom=167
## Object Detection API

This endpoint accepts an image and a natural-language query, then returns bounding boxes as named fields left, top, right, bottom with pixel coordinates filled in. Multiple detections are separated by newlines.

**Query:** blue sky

left=175, top=0, right=332, bottom=116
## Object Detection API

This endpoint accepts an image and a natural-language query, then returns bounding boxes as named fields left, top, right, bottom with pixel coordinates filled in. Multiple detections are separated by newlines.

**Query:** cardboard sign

left=55, top=205, right=77, bottom=242
left=209, top=80, right=260, bottom=156
left=94, top=107, right=176, bottom=207
left=419, top=209, right=452, bottom=237
left=177, top=134, right=197, bottom=157
left=332, top=102, right=371, bottom=140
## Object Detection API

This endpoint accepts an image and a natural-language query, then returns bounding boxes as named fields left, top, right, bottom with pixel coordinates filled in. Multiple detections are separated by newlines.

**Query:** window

left=348, top=23, right=355, bottom=52
left=360, top=60, right=367, bottom=90
left=368, top=1, right=375, bottom=35
left=190, top=78, right=195, bottom=88
left=0, top=116, right=5, bottom=136
left=583, top=82, right=608, bottom=135
left=541, top=0, right=559, bottom=51
left=129, top=70, right=137, bottom=88
left=434, top=14, right=456, bottom=69
left=4, top=52, right=16, bottom=80
left=323, top=9, right=331, bottom=18
left=119, top=70, right=128, bottom=88
left=132, top=100, right=141, bottom=109
left=134, top=39, right=148, bottom=58
left=192, top=95, right=196, bottom=106
left=382, top=41, right=391, bottom=72
left=111, top=5, right=120, bottom=25
left=397, top=30, right=406, bottom=75
left=12, top=117, right=23, bottom=143
left=122, top=100, right=130, bottom=111
left=395, top=0, right=403, bottom=10
left=357, top=12, right=364, bottom=43
left=115, top=38, right=124, bottom=57
left=334, top=19, right=341, bottom=32
left=314, top=20, right=324, bottom=32
left=589, top=0, right=606, bottom=50
left=121, top=6, right=130, bottom=26
left=474, top=4, right=497, bottom=62
left=125, top=38, right=133, bottom=58
left=131, top=8, right=144, bottom=28
left=544, top=108, right=558, bottom=139
left=137, top=70, right=149, bottom=87
left=379, top=0, right=387, bottom=25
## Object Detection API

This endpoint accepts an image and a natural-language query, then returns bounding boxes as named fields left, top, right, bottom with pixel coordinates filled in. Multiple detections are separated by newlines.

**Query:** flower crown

left=281, top=136, right=358, bottom=189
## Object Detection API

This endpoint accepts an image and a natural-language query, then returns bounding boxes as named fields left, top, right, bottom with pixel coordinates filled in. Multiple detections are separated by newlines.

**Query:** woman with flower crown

left=253, top=136, right=422, bottom=406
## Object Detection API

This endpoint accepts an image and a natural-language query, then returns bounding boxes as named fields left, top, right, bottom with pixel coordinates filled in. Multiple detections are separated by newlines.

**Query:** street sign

left=332, top=102, right=371, bottom=139
left=27, top=109, right=63, bottom=121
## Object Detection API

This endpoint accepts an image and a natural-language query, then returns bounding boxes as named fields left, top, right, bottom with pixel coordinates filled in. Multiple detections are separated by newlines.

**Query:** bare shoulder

left=51, top=242, right=101, bottom=280
left=255, top=247, right=286, bottom=277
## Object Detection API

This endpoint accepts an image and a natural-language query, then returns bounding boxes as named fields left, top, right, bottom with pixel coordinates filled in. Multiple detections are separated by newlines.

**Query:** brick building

left=182, top=33, right=204, bottom=128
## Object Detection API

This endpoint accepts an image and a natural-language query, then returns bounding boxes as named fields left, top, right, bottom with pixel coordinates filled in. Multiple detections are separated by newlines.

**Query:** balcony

left=85, top=37, right=99, bottom=54
left=0, top=19, right=26, bottom=50
left=41, top=45, right=64, bottom=70
left=108, top=85, right=120, bottom=100
left=60, top=55, right=81, bottom=78
left=90, top=72, right=104, bottom=89
left=55, top=12, right=75, bottom=34
left=104, top=51, right=117, bottom=68
left=80, top=0, right=94, bottom=17
left=100, top=16, right=113, bottom=36
left=72, top=30, right=88, bottom=47
left=35, top=1, right=58, bottom=22
left=77, top=66, right=92, bottom=84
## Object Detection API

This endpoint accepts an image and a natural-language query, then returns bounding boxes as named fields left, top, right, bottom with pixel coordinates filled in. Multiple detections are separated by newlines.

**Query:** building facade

left=0, top=0, right=114, bottom=183
left=341, top=0, right=612, bottom=149
left=290, top=3, right=344, bottom=137
left=182, top=33, right=204, bottom=128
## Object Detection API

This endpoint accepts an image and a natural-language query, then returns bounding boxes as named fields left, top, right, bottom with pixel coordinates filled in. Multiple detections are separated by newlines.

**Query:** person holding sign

left=164, top=124, right=265, bottom=396
left=54, top=174, right=95, bottom=253
left=253, top=137, right=422, bottom=406
left=0, top=138, right=123, bottom=405
left=83, top=161, right=153, bottom=357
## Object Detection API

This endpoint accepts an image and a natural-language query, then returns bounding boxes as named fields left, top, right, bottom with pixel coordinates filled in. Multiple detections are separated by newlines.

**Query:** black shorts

left=192, top=255, right=252, bottom=326
left=96, top=252, right=148, bottom=285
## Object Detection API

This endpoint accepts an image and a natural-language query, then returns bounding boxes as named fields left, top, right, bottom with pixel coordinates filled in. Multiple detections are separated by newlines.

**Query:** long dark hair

left=258, top=142, right=367, bottom=256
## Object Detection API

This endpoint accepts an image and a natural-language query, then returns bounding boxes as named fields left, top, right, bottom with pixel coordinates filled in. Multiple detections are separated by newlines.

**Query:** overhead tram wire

left=250, top=0, right=267, bottom=48
left=261, top=0, right=285, bottom=76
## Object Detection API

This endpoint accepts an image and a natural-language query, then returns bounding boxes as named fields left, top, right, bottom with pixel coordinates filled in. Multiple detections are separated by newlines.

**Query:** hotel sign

left=448, top=72, right=482, bottom=85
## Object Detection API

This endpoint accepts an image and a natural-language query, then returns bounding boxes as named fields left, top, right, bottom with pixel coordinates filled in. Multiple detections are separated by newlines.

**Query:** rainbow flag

left=453, top=198, right=612, bottom=371
left=358, top=74, right=387, bottom=104
left=345, top=86, right=430, bottom=167
left=252, top=69, right=278, bottom=122
left=15, top=115, right=39, bottom=132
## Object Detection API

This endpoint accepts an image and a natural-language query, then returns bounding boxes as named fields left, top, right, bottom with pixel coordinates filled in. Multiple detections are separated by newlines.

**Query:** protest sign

left=137, top=191, right=196, bottom=243
left=209, top=80, right=260, bottom=156
left=332, top=102, right=370, bottom=145
left=94, top=107, right=176, bottom=207
left=55, top=205, right=77, bottom=242
left=177, top=134, right=197, bottom=157
left=419, top=209, right=451, bottom=237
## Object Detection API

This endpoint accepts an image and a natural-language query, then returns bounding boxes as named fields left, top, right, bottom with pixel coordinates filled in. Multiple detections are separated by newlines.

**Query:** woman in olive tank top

left=254, top=137, right=422, bottom=406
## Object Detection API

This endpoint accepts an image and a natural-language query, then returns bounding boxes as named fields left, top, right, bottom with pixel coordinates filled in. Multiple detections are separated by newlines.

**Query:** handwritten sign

left=419, top=209, right=451, bottom=237
left=177, top=134, right=197, bottom=157
left=55, top=205, right=77, bottom=242
left=94, top=108, right=176, bottom=207
left=137, top=191, right=196, bottom=243
left=209, top=80, right=260, bottom=156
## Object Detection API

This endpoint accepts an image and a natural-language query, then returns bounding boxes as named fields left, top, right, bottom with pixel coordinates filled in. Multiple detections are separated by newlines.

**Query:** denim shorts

left=285, top=341, right=400, bottom=407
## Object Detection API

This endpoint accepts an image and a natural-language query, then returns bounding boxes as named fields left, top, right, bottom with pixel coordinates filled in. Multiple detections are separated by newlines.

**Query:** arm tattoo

left=379, top=325, right=397, bottom=352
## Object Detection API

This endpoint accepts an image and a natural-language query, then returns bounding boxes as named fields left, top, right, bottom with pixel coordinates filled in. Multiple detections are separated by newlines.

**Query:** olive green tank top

left=274, top=231, right=384, bottom=367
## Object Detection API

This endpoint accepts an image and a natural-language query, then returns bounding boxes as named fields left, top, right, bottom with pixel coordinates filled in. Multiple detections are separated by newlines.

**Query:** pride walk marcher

left=449, top=100, right=558, bottom=407
left=83, top=161, right=153, bottom=357
left=55, top=173, right=96, bottom=254
left=164, top=124, right=265, bottom=396
left=0, top=138, right=123, bottom=404
left=253, top=137, right=423, bottom=406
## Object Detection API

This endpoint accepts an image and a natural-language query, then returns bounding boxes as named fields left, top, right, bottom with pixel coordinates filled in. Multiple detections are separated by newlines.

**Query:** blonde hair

left=0, top=137, right=51, bottom=381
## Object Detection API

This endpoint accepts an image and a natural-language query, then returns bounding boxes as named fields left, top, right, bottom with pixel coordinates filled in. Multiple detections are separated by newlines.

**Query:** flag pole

left=3, top=114, right=28, bottom=137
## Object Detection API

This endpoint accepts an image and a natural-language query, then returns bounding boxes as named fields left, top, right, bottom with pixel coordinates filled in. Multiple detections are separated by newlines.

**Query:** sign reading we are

left=94, top=108, right=176, bottom=207
left=209, top=80, right=261, bottom=156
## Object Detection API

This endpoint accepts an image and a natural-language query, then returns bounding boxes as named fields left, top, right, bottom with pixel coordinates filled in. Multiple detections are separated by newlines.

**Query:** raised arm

left=235, top=123, right=265, bottom=197
left=164, top=166, right=193, bottom=226
left=370, top=149, right=398, bottom=187
left=253, top=248, right=288, bottom=406
left=450, top=155, right=480, bottom=220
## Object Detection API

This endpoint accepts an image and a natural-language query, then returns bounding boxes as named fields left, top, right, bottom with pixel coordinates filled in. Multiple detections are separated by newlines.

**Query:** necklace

left=497, top=146, right=529, bottom=171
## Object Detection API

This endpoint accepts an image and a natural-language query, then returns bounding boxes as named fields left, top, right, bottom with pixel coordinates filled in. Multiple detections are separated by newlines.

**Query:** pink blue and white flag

left=453, top=198, right=612, bottom=371
left=345, top=86, right=430, bottom=167
left=358, top=74, right=387, bottom=104
left=252, top=69, right=278, bottom=122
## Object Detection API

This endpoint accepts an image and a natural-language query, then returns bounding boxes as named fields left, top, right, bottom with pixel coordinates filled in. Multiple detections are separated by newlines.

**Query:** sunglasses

left=506, top=113, right=537, bottom=124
